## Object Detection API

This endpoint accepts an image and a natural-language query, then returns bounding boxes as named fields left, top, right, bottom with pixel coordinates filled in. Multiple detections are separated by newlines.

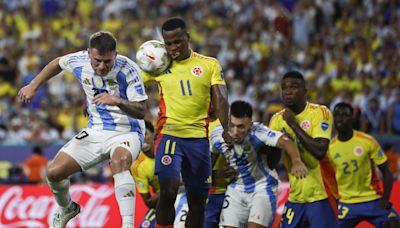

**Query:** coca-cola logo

left=0, top=185, right=115, bottom=227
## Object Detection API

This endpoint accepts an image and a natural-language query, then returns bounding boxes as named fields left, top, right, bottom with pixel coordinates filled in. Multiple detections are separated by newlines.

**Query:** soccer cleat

left=50, top=202, right=81, bottom=228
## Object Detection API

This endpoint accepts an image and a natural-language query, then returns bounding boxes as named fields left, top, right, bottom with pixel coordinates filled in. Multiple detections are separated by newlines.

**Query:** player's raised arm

left=18, top=57, right=62, bottom=103
left=275, top=133, right=308, bottom=179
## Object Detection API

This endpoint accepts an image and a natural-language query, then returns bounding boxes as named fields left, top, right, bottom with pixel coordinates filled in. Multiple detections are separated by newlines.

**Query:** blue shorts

left=139, top=208, right=156, bottom=228
left=154, top=134, right=211, bottom=195
left=281, top=199, right=337, bottom=228
left=338, top=199, right=399, bottom=228
left=204, top=193, right=226, bottom=228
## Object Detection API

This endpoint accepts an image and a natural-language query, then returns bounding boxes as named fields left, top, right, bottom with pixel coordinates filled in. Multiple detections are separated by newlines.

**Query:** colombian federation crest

left=161, top=155, right=172, bottom=165
left=191, top=66, right=204, bottom=77
left=300, top=120, right=311, bottom=131
left=353, top=146, right=364, bottom=156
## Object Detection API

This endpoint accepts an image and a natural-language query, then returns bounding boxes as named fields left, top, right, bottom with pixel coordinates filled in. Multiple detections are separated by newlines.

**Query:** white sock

left=48, top=178, right=72, bottom=211
left=113, top=171, right=135, bottom=226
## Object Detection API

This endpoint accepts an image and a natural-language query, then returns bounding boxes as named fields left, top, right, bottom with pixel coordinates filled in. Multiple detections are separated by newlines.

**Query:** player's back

left=269, top=102, right=336, bottom=203
left=59, top=51, right=147, bottom=133
left=328, top=130, right=386, bottom=203
left=142, top=51, right=226, bottom=138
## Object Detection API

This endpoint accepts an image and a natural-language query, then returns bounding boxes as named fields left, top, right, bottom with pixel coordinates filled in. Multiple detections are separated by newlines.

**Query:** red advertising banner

left=0, top=181, right=399, bottom=228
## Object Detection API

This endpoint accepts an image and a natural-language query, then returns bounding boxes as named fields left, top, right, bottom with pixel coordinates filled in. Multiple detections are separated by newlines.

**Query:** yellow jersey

left=269, top=102, right=337, bottom=203
left=328, top=131, right=386, bottom=203
left=131, top=152, right=159, bottom=194
left=142, top=50, right=226, bottom=138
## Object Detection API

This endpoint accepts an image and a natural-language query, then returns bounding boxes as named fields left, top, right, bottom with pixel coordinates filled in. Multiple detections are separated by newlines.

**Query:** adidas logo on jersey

left=123, top=190, right=135, bottom=198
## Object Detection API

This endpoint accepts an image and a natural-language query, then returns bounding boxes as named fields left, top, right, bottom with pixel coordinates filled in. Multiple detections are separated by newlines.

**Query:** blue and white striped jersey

left=59, top=51, right=147, bottom=134
left=210, top=123, right=283, bottom=193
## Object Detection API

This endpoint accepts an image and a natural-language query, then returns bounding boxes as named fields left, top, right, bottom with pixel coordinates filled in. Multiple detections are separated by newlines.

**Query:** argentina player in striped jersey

left=210, top=101, right=307, bottom=228
left=18, top=31, right=146, bottom=228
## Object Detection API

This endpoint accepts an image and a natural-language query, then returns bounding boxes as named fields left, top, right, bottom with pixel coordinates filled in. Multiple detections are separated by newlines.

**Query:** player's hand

left=290, top=159, right=308, bottom=179
left=222, top=130, right=233, bottom=149
left=91, top=92, right=121, bottom=106
left=283, top=109, right=297, bottom=127
left=213, top=166, right=238, bottom=179
left=18, top=84, right=37, bottom=103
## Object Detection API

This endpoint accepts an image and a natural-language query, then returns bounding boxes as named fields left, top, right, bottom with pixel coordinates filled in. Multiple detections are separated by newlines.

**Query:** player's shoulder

left=115, top=54, right=139, bottom=69
left=307, top=102, right=331, bottom=119
left=270, top=109, right=286, bottom=121
left=353, top=130, right=377, bottom=143
left=191, top=51, right=220, bottom=65
left=61, top=50, right=89, bottom=63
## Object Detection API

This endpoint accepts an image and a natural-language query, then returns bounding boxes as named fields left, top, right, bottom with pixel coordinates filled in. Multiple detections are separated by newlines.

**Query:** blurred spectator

left=3, top=117, right=29, bottom=145
left=21, top=145, right=48, bottom=184
left=360, top=97, right=385, bottom=134
left=387, top=89, right=400, bottom=135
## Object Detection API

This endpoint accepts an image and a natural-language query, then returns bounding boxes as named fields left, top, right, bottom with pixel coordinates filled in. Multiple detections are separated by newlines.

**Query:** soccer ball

left=136, top=40, right=171, bottom=76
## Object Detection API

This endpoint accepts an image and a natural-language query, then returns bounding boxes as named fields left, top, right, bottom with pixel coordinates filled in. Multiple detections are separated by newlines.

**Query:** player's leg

left=108, top=131, right=142, bottom=228
left=204, top=193, right=226, bottom=228
left=280, top=201, right=306, bottom=228
left=219, top=187, right=247, bottom=228
left=247, top=187, right=277, bottom=228
left=154, top=134, right=182, bottom=227
left=48, top=129, right=104, bottom=228
left=306, top=199, right=338, bottom=228
left=360, top=199, right=400, bottom=228
left=181, top=138, right=211, bottom=228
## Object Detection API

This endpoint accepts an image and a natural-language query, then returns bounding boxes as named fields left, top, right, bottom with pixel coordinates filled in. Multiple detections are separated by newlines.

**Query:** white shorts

left=60, top=128, right=142, bottom=171
left=219, top=186, right=277, bottom=227
left=174, top=192, right=189, bottom=228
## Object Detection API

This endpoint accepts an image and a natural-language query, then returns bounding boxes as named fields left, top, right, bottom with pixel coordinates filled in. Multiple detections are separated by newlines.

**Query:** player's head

left=161, top=17, right=190, bottom=61
left=143, top=120, right=155, bottom=158
left=230, top=100, right=253, bottom=144
left=333, top=102, right=354, bottom=134
left=88, top=31, right=117, bottom=76
left=280, top=71, right=307, bottom=109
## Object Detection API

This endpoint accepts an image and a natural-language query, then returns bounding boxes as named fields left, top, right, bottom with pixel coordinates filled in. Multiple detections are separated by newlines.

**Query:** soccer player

left=211, top=101, right=308, bottom=228
left=329, top=102, right=400, bottom=228
left=269, top=71, right=338, bottom=228
left=18, top=31, right=147, bottom=228
left=141, top=17, right=232, bottom=228
left=205, top=110, right=237, bottom=228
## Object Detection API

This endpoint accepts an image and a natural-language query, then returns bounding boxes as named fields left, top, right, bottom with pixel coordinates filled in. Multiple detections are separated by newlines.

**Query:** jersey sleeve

left=58, top=51, right=85, bottom=72
left=254, top=124, right=283, bottom=147
left=210, top=60, right=226, bottom=86
left=368, top=137, right=387, bottom=166
left=126, top=60, right=148, bottom=102
left=268, top=113, right=281, bottom=132
left=141, top=71, right=157, bottom=86
left=311, top=106, right=333, bottom=139
left=210, top=125, right=226, bottom=155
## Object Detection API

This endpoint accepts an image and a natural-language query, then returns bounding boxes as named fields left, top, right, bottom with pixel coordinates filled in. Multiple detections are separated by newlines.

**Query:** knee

left=159, top=187, right=179, bottom=203
left=110, top=156, right=131, bottom=173
left=46, top=166, right=64, bottom=182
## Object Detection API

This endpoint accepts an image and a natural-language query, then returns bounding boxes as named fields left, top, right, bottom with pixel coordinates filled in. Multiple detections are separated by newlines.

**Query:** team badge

left=93, top=76, right=104, bottom=88
left=354, top=146, right=364, bottom=156
left=191, top=66, right=204, bottom=77
left=161, top=155, right=172, bottom=165
left=321, top=122, right=329, bottom=131
left=300, top=120, right=311, bottom=131
left=378, top=149, right=384, bottom=157
left=141, top=220, right=150, bottom=228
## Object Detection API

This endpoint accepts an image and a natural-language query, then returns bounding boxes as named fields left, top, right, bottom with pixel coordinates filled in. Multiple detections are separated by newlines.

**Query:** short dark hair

left=282, top=71, right=305, bottom=84
left=145, top=120, right=155, bottom=133
left=231, top=101, right=252, bottom=118
left=32, top=146, right=43, bottom=155
left=89, top=31, right=117, bottom=53
left=334, top=102, right=354, bottom=115
left=162, top=17, right=187, bottom=32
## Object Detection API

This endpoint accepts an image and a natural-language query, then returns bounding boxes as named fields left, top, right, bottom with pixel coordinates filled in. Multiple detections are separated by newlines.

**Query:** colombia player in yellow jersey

left=329, top=102, right=399, bottom=228
left=141, top=18, right=232, bottom=228
left=131, top=121, right=159, bottom=228
left=269, top=71, right=338, bottom=228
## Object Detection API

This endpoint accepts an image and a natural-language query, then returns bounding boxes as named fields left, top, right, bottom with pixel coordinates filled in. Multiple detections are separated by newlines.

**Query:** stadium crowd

left=0, top=0, right=400, bottom=182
